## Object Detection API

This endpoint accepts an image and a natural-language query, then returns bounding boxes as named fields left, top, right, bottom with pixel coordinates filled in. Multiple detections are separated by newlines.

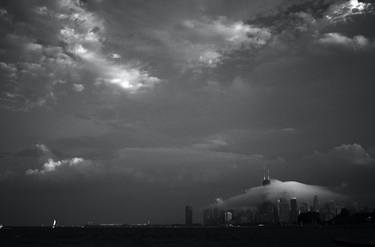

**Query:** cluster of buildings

left=201, top=169, right=343, bottom=226
left=202, top=197, right=340, bottom=226
left=182, top=169, right=374, bottom=226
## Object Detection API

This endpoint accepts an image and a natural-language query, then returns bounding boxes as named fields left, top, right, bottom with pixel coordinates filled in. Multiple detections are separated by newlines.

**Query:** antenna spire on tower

left=262, top=167, right=271, bottom=186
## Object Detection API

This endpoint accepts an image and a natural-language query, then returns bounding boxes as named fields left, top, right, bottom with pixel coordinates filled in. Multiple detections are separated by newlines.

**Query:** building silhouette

left=278, top=198, right=290, bottom=224
left=299, top=202, right=309, bottom=214
left=321, top=200, right=338, bottom=221
left=290, top=198, right=298, bottom=224
left=258, top=201, right=277, bottom=224
left=231, top=208, right=255, bottom=225
left=298, top=211, right=321, bottom=225
left=262, top=168, right=271, bottom=186
left=224, top=211, right=233, bottom=224
left=185, top=205, right=193, bottom=225
left=313, top=195, right=319, bottom=212
left=203, top=207, right=225, bottom=226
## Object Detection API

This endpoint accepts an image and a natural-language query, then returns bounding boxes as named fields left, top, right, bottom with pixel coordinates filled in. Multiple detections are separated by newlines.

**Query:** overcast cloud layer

left=1, top=0, right=375, bottom=225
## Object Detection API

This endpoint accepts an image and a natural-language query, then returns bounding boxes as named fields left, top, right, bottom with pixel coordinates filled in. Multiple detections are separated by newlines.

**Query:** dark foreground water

left=1, top=226, right=375, bottom=247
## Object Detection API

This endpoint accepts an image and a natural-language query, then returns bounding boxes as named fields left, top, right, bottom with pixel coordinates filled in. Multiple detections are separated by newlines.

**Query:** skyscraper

left=224, top=211, right=233, bottom=224
left=185, top=205, right=193, bottom=225
left=278, top=198, right=290, bottom=224
left=262, top=168, right=271, bottom=186
left=290, top=198, right=298, bottom=224
left=313, top=195, right=319, bottom=212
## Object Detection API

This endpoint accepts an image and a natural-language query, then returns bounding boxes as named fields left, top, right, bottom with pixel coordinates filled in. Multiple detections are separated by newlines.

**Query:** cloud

left=0, top=27, right=76, bottom=110
left=0, top=62, right=17, bottom=77
left=0, top=8, right=9, bottom=22
left=111, top=53, right=121, bottom=59
left=280, top=127, right=296, bottom=133
left=23, top=143, right=88, bottom=176
left=328, top=143, right=375, bottom=165
left=211, top=180, right=346, bottom=209
left=306, top=143, right=375, bottom=166
left=33, top=6, right=49, bottom=16
left=155, top=16, right=271, bottom=69
left=35, top=143, right=50, bottom=154
left=72, top=83, right=85, bottom=92
left=25, top=157, right=86, bottom=175
left=182, top=17, right=271, bottom=47
left=192, top=135, right=228, bottom=150
left=0, top=8, right=7, bottom=16
left=243, top=0, right=374, bottom=57
left=318, top=32, right=370, bottom=48
left=325, top=0, right=374, bottom=23
left=57, top=0, right=160, bottom=92
left=0, top=0, right=161, bottom=111
left=86, top=54, right=160, bottom=92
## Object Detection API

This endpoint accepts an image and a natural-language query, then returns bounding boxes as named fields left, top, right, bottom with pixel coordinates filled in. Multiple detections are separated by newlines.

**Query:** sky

left=0, top=0, right=375, bottom=226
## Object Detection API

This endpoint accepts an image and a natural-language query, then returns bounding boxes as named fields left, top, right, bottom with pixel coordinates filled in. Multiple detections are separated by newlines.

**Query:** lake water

left=1, top=226, right=374, bottom=246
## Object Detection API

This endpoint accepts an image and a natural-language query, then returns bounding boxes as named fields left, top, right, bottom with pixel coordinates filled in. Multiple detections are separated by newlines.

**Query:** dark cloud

left=0, top=0, right=160, bottom=111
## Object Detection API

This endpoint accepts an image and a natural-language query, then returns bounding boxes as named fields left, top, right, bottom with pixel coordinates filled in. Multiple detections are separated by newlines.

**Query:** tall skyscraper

left=290, top=198, right=298, bottom=224
left=313, top=195, right=319, bottom=212
left=262, top=167, right=271, bottom=186
left=185, top=205, right=193, bottom=225
left=224, top=211, right=233, bottom=224
left=278, top=198, right=290, bottom=224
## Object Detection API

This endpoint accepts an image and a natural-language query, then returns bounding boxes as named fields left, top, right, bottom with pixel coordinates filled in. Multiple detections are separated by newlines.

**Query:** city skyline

left=202, top=169, right=356, bottom=226
left=1, top=0, right=375, bottom=226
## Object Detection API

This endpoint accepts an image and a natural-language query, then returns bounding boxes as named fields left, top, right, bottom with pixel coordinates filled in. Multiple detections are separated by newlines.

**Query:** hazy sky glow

left=1, top=0, right=375, bottom=225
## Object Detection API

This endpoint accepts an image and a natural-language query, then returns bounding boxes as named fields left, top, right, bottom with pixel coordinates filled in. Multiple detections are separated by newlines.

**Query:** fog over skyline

left=1, top=0, right=375, bottom=225
left=211, top=179, right=347, bottom=210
